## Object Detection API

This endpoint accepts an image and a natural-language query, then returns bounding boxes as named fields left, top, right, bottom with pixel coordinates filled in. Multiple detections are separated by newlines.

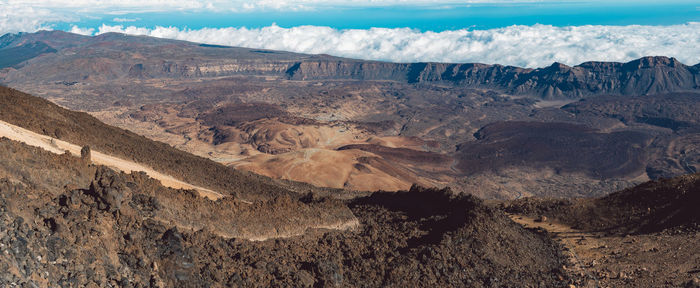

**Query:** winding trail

left=0, top=120, right=224, bottom=200
left=509, top=214, right=601, bottom=288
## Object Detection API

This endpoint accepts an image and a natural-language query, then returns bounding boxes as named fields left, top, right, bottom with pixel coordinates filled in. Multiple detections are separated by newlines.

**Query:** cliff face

left=127, top=60, right=294, bottom=79
left=516, top=57, right=700, bottom=98
left=1, top=30, right=699, bottom=99
left=285, top=61, right=413, bottom=81
left=286, top=57, right=700, bottom=98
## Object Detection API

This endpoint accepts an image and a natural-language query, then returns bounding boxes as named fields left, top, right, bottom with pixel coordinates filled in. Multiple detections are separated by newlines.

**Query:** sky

left=1, top=0, right=699, bottom=67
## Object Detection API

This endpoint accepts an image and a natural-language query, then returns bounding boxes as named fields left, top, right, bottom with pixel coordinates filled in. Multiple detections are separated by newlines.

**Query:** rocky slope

left=501, top=173, right=700, bottom=287
left=0, top=136, right=573, bottom=287
left=0, top=86, right=350, bottom=201
left=504, top=172, right=700, bottom=235
left=1, top=129, right=697, bottom=287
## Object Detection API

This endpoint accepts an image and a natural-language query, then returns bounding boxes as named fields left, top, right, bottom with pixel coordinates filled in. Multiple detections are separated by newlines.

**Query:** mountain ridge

left=1, top=31, right=699, bottom=99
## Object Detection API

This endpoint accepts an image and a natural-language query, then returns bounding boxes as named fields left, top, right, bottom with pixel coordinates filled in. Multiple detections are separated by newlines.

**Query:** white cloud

left=0, top=0, right=530, bottom=34
left=69, top=25, right=94, bottom=35
left=80, top=23, right=700, bottom=68
left=3, top=0, right=209, bottom=11
left=113, top=17, right=140, bottom=22
left=1, top=0, right=698, bottom=68
left=0, top=4, right=75, bottom=33
left=1, top=0, right=545, bottom=13
left=0, top=0, right=612, bottom=18
left=0, top=0, right=683, bottom=33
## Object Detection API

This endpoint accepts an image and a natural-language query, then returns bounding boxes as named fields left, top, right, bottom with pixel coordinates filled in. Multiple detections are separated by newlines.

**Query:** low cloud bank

left=68, top=23, right=700, bottom=68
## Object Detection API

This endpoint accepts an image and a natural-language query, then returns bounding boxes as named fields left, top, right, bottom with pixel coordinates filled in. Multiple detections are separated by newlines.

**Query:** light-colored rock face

left=0, top=119, right=223, bottom=200
left=193, top=62, right=292, bottom=75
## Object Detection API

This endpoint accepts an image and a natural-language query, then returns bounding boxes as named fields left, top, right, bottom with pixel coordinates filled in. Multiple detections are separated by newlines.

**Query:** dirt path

left=509, top=213, right=700, bottom=287
left=0, top=120, right=224, bottom=200
left=508, top=214, right=602, bottom=288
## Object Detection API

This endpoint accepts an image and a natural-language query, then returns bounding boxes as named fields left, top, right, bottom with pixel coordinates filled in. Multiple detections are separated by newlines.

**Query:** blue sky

left=51, top=1, right=699, bottom=31
left=1, top=0, right=699, bottom=67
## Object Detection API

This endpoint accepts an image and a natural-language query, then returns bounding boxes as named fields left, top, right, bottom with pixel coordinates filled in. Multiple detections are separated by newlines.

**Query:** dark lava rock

left=314, top=259, right=344, bottom=287
left=88, top=167, right=132, bottom=213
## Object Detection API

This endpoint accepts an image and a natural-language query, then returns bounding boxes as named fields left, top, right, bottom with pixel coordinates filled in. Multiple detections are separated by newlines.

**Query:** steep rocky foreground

left=502, top=173, right=700, bottom=287
left=0, top=138, right=573, bottom=287
left=1, top=133, right=698, bottom=287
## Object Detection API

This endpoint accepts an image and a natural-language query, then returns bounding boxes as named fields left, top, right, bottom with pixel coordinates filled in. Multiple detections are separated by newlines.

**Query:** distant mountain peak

left=624, top=56, right=681, bottom=69
left=547, top=62, right=572, bottom=71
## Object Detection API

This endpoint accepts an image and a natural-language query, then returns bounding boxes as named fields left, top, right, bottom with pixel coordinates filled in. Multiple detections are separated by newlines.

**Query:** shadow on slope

left=0, top=41, right=56, bottom=69
left=345, top=185, right=572, bottom=286
left=503, top=173, right=700, bottom=235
